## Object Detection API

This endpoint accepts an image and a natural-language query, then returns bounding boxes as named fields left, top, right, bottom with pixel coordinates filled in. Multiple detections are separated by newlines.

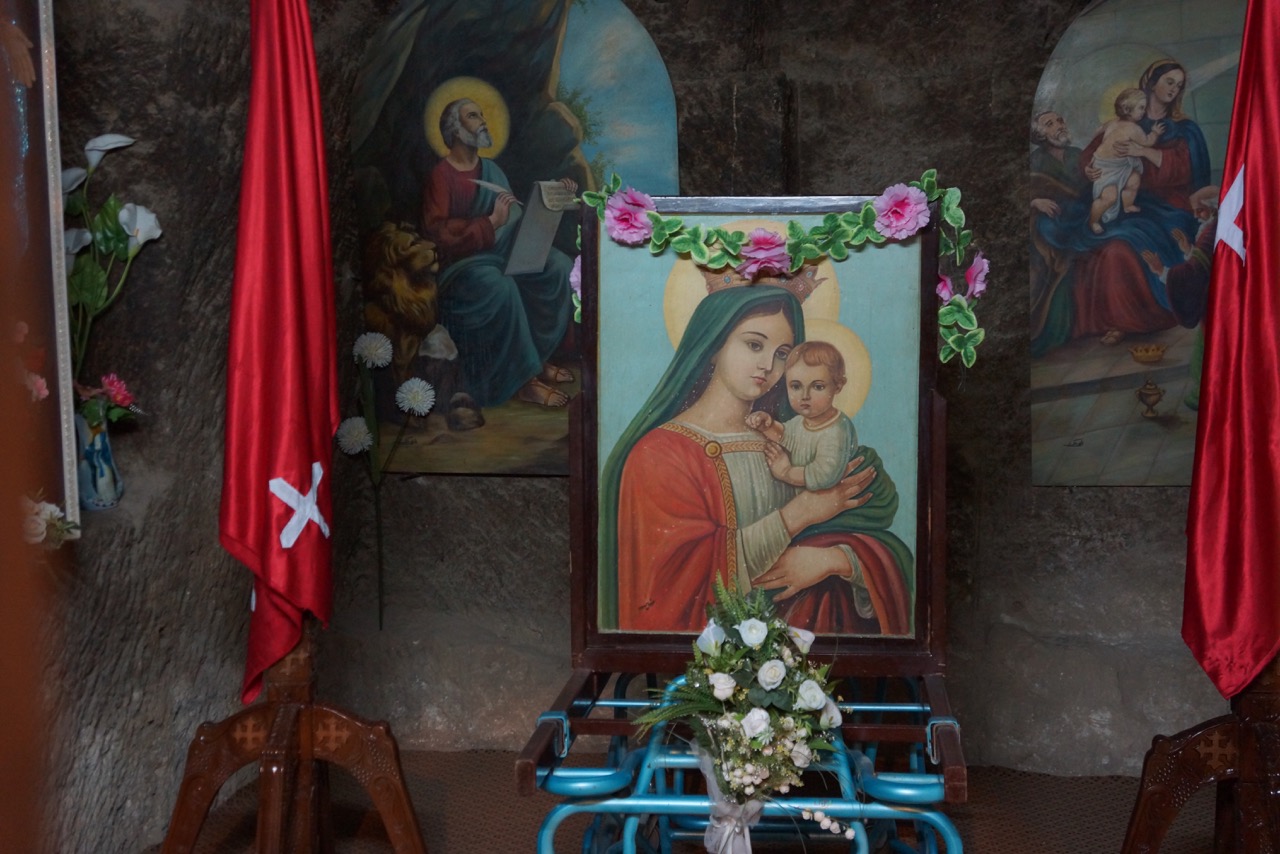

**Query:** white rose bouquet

left=634, top=576, right=849, bottom=821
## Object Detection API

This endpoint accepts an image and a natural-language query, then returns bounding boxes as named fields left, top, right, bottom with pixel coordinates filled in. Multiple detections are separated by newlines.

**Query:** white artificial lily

left=84, top=134, right=134, bottom=171
left=61, top=166, right=86, bottom=195
left=64, top=228, right=92, bottom=255
left=119, top=204, right=162, bottom=256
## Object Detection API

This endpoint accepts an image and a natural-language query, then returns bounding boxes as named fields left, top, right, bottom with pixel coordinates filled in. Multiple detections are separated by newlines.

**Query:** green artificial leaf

left=859, top=204, right=878, bottom=227
left=839, top=211, right=860, bottom=229
left=939, top=341, right=958, bottom=363
left=786, top=220, right=807, bottom=240
left=963, top=327, right=986, bottom=349
left=712, top=227, right=745, bottom=255
left=912, top=168, right=940, bottom=200
left=822, top=212, right=842, bottom=231
left=705, top=250, right=740, bottom=271
left=961, top=344, right=978, bottom=368
left=572, top=293, right=582, bottom=324
left=689, top=240, right=711, bottom=265
left=669, top=224, right=704, bottom=255
left=67, top=253, right=108, bottom=312
left=952, top=229, right=973, bottom=265
left=608, top=173, right=622, bottom=193
left=808, top=738, right=838, bottom=753
left=939, top=232, right=955, bottom=259
left=107, top=405, right=132, bottom=423
left=65, top=193, right=87, bottom=218
left=941, top=186, right=965, bottom=229
left=938, top=296, right=977, bottom=331
left=92, top=195, right=129, bottom=259
left=826, top=240, right=849, bottom=262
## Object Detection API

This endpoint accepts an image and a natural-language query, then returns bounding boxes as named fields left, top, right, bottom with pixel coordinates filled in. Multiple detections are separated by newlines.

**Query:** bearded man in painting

left=421, top=98, right=576, bottom=409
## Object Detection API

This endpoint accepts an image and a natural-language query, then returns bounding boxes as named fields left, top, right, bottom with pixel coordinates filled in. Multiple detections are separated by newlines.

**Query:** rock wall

left=44, top=0, right=1228, bottom=851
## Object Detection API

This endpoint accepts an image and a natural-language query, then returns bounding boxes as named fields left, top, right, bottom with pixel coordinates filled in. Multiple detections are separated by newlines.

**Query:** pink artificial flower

left=25, top=372, right=48, bottom=401
left=964, top=251, right=989, bottom=299
left=569, top=255, right=582, bottom=298
left=735, top=228, right=791, bottom=279
left=100, top=373, right=135, bottom=407
left=936, top=274, right=955, bottom=304
left=872, top=183, right=930, bottom=240
left=603, top=187, right=656, bottom=246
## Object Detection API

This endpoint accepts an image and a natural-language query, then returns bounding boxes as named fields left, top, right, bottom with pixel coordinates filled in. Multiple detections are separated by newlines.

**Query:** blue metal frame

left=533, top=678, right=964, bottom=853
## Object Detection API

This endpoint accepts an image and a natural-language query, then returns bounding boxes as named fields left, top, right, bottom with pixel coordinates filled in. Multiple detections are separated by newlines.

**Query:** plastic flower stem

left=373, top=480, right=385, bottom=631
left=370, top=414, right=412, bottom=630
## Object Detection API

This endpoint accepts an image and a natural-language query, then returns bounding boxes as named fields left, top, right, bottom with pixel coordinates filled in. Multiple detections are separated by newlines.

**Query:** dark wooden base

left=1122, top=656, right=1280, bottom=854
left=161, top=629, right=426, bottom=854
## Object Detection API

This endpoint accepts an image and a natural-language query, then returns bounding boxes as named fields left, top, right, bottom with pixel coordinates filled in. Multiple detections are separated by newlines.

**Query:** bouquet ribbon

left=696, top=747, right=763, bottom=854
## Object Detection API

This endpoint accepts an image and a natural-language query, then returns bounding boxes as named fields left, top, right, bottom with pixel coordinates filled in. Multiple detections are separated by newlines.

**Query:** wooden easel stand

left=1122, top=655, right=1280, bottom=853
left=161, top=627, right=427, bottom=853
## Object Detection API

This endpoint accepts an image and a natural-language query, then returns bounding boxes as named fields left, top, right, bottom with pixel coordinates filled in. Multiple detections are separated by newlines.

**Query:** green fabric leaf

left=859, top=204, right=878, bottom=227
left=961, top=345, right=978, bottom=368
left=689, top=240, right=710, bottom=265
left=826, top=241, right=849, bottom=262
left=939, top=342, right=958, bottom=363
left=787, top=220, right=807, bottom=240
left=67, top=254, right=108, bottom=311
left=941, top=186, right=964, bottom=230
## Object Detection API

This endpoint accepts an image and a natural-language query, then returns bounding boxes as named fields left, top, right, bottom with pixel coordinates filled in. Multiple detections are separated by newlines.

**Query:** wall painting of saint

left=350, top=0, right=678, bottom=475
left=1030, top=0, right=1244, bottom=486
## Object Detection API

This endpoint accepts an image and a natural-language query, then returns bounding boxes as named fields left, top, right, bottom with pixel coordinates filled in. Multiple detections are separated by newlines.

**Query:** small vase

left=75, top=413, right=125, bottom=511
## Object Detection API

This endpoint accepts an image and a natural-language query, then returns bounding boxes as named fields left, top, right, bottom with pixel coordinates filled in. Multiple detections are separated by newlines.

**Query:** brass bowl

left=1129, top=344, right=1167, bottom=364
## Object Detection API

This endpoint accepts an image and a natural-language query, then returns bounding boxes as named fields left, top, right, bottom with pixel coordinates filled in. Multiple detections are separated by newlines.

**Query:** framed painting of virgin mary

left=569, top=195, right=948, bottom=677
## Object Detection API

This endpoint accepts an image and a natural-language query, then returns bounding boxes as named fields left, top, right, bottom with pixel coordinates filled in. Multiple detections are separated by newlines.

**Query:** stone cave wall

left=45, top=0, right=1228, bottom=851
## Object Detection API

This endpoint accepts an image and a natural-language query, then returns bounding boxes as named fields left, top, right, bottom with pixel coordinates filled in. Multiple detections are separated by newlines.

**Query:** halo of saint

left=422, top=76, right=511, bottom=159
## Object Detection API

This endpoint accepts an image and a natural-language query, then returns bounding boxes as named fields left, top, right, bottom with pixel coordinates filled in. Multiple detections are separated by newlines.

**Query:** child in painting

left=746, top=340, right=858, bottom=490
left=1088, top=87, right=1166, bottom=234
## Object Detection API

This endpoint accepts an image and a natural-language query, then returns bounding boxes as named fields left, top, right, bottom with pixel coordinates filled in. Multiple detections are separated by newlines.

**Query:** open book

left=472, top=179, right=580, bottom=276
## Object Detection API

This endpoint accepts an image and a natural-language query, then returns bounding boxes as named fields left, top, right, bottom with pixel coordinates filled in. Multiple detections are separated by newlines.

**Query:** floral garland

left=633, top=576, right=860, bottom=842
left=581, top=170, right=989, bottom=368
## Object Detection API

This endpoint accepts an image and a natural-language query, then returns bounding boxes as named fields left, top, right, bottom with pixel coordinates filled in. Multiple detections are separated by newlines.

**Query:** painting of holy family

left=577, top=200, right=938, bottom=654
left=1030, top=0, right=1245, bottom=485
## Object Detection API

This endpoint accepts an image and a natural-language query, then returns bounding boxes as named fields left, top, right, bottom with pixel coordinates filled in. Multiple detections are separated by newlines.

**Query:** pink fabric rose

left=735, top=228, right=790, bottom=279
left=872, top=183, right=930, bottom=240
left=569, top=255, right=582, bottom=298
left=604, top=187, right=656, bottom=246
left=25, top=372, right=49, bottom=401
left=964, top=251, right=989, bottom=299
left=936, top=274, right=956, bottom=304
left=101, top=373, right=135, bottom=407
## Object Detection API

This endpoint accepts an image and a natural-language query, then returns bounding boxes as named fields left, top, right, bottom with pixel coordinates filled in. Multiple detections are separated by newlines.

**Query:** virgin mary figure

left=597, top=285, right=913, bottom=636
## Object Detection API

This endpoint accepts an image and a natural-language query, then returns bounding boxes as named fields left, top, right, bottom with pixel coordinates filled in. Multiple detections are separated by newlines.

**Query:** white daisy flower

left=335, top=416, right=373, bottom=454
left=353, top=332, right=393, bottom=368
left=395, top=378, right=436, bottom=416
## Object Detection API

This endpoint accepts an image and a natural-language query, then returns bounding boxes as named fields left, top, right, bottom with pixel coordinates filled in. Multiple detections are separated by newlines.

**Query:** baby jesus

left=1087, top=87, right=1165, bottom=234
left=746, top=340, right=858, bottom=490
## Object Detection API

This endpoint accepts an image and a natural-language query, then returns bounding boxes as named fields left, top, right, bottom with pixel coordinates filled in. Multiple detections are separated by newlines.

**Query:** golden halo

left=662, top=218, right=841, bottom=349
left=800, top=318, right=871, bottom=419
left=423, top=77, right=510, bottom=159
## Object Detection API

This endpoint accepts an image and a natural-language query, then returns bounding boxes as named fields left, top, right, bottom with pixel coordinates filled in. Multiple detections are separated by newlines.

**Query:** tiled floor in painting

left=1032, top=324, right=1200, bottom=486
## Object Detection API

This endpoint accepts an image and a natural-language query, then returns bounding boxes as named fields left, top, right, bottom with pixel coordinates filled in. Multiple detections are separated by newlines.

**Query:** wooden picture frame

left=570, top=196, right=946, bottom=679
left=4, top=0, right=78, bottom=527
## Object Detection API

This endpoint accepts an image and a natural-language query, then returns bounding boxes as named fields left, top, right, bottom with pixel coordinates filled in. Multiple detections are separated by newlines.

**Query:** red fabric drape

left=219, top=0, right=339, bottom=703
left=1184, top=0, right=1280, bottom=699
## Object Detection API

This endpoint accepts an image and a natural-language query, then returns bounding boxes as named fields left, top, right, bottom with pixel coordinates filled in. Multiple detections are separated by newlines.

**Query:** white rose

left=696, top=619, right=726, bottom=655
left=819, top=698, right=843, bottom=729
left=736, top=618, right=769, bottom=648
left=709, top=672, right=737, bottom=701
left=757, top=659, right=786, bottom=691
left=795, top=679, right=827, bottom=711
left=791, top=742, right=813, bottom=769
left=740, top=707, right=771, bottom=740
left=787, top=626, right=816, bottom=653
